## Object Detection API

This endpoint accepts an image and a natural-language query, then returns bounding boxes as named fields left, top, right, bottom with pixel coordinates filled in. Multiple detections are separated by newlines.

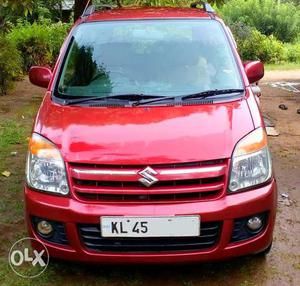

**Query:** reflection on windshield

left=57, top=20, right=243, bottom=98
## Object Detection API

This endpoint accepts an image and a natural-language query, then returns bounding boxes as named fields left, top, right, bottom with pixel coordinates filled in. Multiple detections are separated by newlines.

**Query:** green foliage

left=0, top=35, right=22, bottom=95
left=242, top=30, right=284, bottom=63
left=283, top=43, right=300, bottom=62
left=229, top=20, right=300, bottom=64
left=0, top=0, right=34, bottom=16
left=122, top=0, right=190, bottom=6
left=230, top=22, right=285, bottom=63
left=219, top=0, right=300, bottom=43
left=0, top=0, right=34, bottom=31
left=32, top=0, right=68, bottom=22
left=1, top=0, right=69, bottom=27
left=7, top=19, right=71, bottom=71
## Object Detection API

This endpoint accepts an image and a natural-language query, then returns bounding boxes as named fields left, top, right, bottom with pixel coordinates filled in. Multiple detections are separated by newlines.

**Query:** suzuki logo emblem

left=138, top=167, right=158, bottom=187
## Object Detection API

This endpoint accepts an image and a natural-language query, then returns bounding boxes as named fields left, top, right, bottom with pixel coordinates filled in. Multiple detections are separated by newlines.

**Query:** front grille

left=78, top=221, right=221, bottom=252
left=73, top=176, right=222, bottom=189
left=69, top=160, right=228, bottom=203
left=76, top=190, right=219, bottom=202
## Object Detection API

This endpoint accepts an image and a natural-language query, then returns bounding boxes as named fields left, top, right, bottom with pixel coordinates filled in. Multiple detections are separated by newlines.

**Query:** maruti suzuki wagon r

left=26, top=3, right=277, bottom=264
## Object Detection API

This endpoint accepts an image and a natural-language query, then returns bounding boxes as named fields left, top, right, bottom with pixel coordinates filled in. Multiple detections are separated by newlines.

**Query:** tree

left=0, top=0, right=34, bottom=14
left=32, top=0, right=66, bottom=22
left=0, top=0, right=34, bottom=31
left=74, top=0, right=90, bottom=21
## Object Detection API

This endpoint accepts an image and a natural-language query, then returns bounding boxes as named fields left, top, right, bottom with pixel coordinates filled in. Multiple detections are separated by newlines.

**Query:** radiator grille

left=69, top=160, right=228, bottom=203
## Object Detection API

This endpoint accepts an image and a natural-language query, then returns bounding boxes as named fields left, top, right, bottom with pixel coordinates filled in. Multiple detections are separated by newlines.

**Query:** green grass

left=0, top=107, right=37, bottom=285
left=0, top=120, right=26, bottom=149
left=265, top=62, right=300, bottom=71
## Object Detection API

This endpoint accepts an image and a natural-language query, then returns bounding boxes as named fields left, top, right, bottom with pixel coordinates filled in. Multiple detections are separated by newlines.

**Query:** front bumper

left=25, top=180, right=277, bottom=264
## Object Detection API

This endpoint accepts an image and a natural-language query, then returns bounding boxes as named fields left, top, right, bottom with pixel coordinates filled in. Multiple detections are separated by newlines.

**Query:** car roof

left=81, top=7, right=215, bottom=23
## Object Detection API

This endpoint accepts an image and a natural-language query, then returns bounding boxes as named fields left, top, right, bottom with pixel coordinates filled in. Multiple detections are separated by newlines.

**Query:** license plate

left=100, top=216, right=200, bottom=238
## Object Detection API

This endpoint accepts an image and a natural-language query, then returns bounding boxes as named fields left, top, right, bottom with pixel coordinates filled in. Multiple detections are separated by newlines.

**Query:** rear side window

left=56, top=19, right=243, bottom=98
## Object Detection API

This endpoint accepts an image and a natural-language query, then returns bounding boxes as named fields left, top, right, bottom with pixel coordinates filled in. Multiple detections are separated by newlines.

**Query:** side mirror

left=243, top=61, right=264, bottom=84
left=29, top=66, right=52, bottom=88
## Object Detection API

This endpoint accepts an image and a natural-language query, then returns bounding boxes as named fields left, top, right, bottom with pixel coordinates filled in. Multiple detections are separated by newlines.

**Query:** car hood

left=34, top=94, right=254, bottom=165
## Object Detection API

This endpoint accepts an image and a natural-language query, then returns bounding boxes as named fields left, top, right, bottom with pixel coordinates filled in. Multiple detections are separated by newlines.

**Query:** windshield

left=56, top=19, right=243, bottom=99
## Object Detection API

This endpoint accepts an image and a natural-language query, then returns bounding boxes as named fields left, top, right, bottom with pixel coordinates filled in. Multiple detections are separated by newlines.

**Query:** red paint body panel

left=26, top=180, right=277, bottom=264
left=246, top=90, right=265, bottom=128
left=34, top=92, right=254, bottom=165
left=83, top=7, right=211, bottom=22
left=25, top=7, right=277, bottom=263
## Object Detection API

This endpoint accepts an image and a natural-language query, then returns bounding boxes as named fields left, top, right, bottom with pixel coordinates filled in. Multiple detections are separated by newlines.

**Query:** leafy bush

left=230, top=23, right=285, bottom=63
left=0, top=35, right=22, bottom=95
left=219, top=0, right=300, bottom=43
left=283, top=43, right=300, bottom=62
left=7, top=19, right=71, bottom=72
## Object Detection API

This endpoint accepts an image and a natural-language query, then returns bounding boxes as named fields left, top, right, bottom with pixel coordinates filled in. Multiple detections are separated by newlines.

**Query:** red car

left=26, top=3, right=277, bottom=264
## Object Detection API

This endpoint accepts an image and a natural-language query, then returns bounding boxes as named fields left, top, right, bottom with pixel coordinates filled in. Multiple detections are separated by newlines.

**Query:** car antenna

left=190, top=1, right=215, bottom=13
left=81, top=0, right=118, bottom=18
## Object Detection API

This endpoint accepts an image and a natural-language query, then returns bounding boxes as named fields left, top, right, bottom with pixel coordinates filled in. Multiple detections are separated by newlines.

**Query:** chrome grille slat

left=70, top=159, right=225, bottom=169
left=69, top=160, right=228, bottom=202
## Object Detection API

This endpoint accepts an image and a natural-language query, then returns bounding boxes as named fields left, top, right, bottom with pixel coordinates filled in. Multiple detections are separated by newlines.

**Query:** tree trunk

left=0, top=15, right=5, bottom=33
left=74, top=0, right=91, bottom=22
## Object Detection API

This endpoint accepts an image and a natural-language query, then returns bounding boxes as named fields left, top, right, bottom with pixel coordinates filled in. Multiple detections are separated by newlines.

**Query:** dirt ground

left=0, top=71, right=299, bottom=286
left=262, top=70, right=300, bottom=82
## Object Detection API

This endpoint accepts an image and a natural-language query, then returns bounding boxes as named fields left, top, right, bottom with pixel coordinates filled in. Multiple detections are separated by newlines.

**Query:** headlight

left=26, top=133, right=69, bottom=195
left=229, top=128, right=272, bottom=193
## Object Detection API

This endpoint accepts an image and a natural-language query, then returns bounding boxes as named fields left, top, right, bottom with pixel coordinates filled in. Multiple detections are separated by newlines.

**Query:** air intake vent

left=79, top=221, right=222, bottom=252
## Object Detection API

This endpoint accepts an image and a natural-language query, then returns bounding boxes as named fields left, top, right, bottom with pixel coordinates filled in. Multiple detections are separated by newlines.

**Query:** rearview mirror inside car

left=29, top=66, right=52, bottom=88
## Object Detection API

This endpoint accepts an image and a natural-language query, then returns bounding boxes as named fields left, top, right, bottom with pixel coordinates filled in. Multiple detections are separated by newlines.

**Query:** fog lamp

left=247, top=216, right=263, bottom=231
left=37, top=220, right=54, bottom=236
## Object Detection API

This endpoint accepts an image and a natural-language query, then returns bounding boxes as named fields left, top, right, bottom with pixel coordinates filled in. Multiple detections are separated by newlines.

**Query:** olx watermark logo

left=8, top=238, right=49, bottom=278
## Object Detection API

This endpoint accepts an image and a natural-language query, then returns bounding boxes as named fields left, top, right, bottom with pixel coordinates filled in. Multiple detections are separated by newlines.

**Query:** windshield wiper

left=62, top=94, right=162, bottom=106
left=133, top=89, right=245, bottom=106
left=62, top=89, right=245, bottom=106
left=181, top=88, right=245, bottom=101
